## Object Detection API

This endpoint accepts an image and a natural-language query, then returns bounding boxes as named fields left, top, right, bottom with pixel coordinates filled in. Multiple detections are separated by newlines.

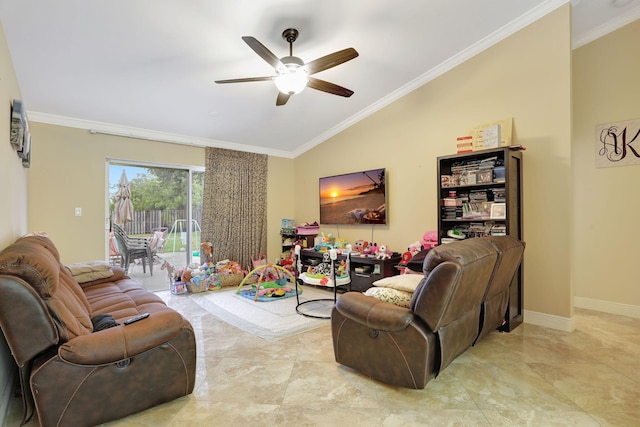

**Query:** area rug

left=188, top=286, right=337, bottom=341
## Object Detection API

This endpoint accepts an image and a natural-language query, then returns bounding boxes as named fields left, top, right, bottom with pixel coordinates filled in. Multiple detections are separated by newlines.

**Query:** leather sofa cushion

left=0, top=235, right=93, bottom=340
left=0, top=238, right=60, bottom=298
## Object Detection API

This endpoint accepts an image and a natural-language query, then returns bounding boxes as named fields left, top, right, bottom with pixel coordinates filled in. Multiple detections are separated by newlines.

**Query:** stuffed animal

left=200, top=241, right=214, bottom=264
left=407, top=241, right=422, bottom=256
left=375, top=244, right=392, bottom=260
left=369, top=243, right=379, bottom=255
left=353, top=240, right=368, bottom=254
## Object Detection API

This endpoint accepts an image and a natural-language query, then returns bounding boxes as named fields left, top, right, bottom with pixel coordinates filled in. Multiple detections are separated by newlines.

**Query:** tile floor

left=5, top=295, right=640, bottom=426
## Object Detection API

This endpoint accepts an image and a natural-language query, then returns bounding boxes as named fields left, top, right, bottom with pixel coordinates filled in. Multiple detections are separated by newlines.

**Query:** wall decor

left=21, top=148, right=31, bottom=168
left=17, top=125, right=30, bottom=159
left=10, top=99, right=25, bottom=151
left=596, top=118, right=640, bottom=168
left=9, top=99, right=32, bottom=167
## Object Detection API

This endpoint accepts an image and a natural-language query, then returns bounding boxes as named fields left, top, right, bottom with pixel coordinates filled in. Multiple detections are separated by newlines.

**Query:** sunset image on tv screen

left=319, top=168, right=386, bottom=225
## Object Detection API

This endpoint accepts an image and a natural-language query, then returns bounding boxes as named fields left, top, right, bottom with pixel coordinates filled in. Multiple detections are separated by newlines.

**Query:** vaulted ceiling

left=1, top=0, right=639, bottom=157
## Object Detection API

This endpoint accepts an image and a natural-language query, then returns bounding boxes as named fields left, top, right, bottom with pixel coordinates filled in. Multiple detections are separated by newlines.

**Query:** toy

left=422, top=230, right=438, bottom=249
left=334, top=238, right=347, bottom=249
left=200, top=241, right=214, bottom=264
left=399, top=251, right=413, bottom=266
left=337, top=260, right=348, bottom=277
left=235, top=263, right=298, bottom=301
left=375, top=244, right=392, bottom=260
left=407, top=241, right=422, bottom=256
left=370, top=243, right=380, bottom=255
left=353, top=240, right=368, bottom=254
left=277, top=249, right=295, bottom=271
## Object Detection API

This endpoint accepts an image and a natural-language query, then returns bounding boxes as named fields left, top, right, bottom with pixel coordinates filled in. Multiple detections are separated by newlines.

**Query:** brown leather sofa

left=331, top=236, right=525, bottom=389
left=0, top=234, right=196, bottom=427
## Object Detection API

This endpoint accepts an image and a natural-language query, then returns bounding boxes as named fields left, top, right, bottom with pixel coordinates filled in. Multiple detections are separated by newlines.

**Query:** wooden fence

left=114, top=209, right=203, bottom=235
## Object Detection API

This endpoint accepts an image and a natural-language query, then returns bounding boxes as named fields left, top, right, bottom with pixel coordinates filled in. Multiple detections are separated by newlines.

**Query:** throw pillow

left=372, top=273, right=424, bottom=293
left=364, top=287, right=412, bottom=308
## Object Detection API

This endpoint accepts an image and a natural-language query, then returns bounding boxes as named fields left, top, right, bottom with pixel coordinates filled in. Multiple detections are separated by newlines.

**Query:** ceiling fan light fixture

left=274, top=73, right=307, bottom=94
left=274, top=60, right=308, bottom=94
left=216, top=29, right=358, bottom=105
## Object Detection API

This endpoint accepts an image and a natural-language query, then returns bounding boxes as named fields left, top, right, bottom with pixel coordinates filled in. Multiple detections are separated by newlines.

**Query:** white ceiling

left=1, top=0, right=639, bottom=158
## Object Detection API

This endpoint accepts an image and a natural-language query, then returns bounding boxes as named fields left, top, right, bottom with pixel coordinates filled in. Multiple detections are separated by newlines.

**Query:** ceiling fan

left=215, top=28, right=359, bottom=106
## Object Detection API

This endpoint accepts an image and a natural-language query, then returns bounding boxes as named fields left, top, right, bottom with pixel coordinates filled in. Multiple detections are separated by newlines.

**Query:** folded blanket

left=65, top=261, right=114, bottom=283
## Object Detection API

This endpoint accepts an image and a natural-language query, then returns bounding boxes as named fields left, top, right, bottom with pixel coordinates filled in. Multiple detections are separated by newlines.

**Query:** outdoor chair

left=112, top=223, right=154, bottom=275
left=108, top=232, right=122, bottom=266
left=150, top=227, right=168, bottom=262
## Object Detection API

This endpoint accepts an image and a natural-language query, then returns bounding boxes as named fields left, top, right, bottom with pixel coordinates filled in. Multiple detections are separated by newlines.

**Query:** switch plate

left=74, top=208, right=82, bottom=217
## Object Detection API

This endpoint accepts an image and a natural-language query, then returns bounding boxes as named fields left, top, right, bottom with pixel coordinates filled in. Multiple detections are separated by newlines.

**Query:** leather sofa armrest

left=58, top=310, right=186, bottom=365
left=335, top=292, right=414, bottom=332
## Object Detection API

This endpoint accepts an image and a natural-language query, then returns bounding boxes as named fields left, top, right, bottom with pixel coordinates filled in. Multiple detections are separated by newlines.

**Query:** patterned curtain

left=201, top=147, right=268, bottom=270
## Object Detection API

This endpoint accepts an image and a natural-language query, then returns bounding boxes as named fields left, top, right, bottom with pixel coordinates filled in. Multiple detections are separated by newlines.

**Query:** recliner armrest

left=58, top=310, right=186, bottom=365
left=335, top=292, right=414, bottom=332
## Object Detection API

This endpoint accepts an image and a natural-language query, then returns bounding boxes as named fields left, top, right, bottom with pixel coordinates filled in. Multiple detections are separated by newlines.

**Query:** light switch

left=75, top=208, right=82, bottom=217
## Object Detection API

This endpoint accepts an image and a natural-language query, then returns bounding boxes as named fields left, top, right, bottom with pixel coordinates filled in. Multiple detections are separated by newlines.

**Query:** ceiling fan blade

left=215, top=77, right=274, bottom=84
left=303, top=48, right=359, bottom=75
left=276, top=92, right=291, bottom=106
left=307, top=77, right=354, bottom=97
left=241, top=36, right=285, bottom=71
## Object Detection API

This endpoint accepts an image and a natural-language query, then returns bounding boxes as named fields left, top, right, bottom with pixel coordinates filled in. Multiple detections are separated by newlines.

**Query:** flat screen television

left=319, top=168, right=386, bottom=225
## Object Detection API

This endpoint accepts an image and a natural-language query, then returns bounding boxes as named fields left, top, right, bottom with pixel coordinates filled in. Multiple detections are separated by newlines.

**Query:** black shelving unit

left=437, top=147, right=523, bottom=332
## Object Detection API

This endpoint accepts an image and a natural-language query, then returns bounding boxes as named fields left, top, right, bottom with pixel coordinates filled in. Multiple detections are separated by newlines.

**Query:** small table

left=295, top=273, right=351, bottom=319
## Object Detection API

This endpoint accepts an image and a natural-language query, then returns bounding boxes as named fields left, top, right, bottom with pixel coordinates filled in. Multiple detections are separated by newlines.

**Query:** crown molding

left=572, top=4, right=640, bottom=49
left=27, top=111, right=296, bottom=159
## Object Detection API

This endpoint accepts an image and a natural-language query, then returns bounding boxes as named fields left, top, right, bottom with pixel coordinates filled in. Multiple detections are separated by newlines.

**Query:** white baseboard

left=573, top=296, right=640, bottom=319
left=523, top=298, right=640, bottom=333
left=524, top=310, right=575, bottom=332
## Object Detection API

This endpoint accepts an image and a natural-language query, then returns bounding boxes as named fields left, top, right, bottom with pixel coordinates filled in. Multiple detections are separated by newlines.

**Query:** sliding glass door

left=108, top=161, right=204, bottom=272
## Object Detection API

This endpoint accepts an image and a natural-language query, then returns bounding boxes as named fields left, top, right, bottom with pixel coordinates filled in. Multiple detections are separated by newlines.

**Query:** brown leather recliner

left=331, top=236, right=524, bottom=389
left=0, top=234, right=196, bottom=427
left=475, top=236, right=525, bottom=343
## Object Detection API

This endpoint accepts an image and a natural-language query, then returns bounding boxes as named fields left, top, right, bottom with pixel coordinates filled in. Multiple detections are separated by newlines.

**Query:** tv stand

left=298, top=250, right=401, bottom=292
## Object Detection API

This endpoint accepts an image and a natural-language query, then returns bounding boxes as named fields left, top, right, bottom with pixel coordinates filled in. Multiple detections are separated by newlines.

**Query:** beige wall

left=0, top=19, right=27, bottom=420
left=294, top=6, right=573, bottom=320
left=26, top=123, right=295, bottom=266
left=266, top=156, right=295, bottom=263
left=0, top=23, right=27, bottom=247
left=572, top=19, right=640, bottom=311
left=27, top=123, right=206, bottom=263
